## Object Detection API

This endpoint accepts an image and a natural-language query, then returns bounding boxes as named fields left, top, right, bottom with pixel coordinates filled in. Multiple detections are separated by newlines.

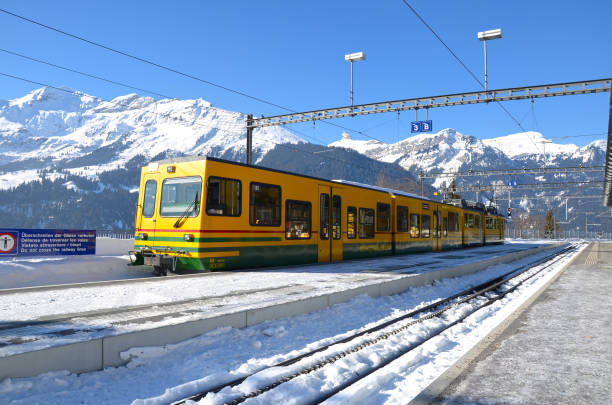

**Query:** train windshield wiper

left=173, top=192, right=199, bottom=228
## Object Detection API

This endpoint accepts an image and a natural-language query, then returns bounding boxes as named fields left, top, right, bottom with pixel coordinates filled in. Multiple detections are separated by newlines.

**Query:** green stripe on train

left=170, top=244, right=318, bottom=271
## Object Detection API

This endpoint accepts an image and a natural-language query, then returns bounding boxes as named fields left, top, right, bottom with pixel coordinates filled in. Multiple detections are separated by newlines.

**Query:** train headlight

left=138, top=233, right=148, bottom=240
left=183, top=234, right=194, bottom=242
left=167, top=165, right=176, bottom=173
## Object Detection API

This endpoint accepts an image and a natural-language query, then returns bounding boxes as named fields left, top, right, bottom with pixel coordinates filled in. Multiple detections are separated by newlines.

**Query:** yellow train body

left=132, top=157, right=505, bottom=273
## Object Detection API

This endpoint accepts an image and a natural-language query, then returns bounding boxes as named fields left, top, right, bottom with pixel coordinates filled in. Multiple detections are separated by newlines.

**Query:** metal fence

left=505, top=228, right=612, bottom=240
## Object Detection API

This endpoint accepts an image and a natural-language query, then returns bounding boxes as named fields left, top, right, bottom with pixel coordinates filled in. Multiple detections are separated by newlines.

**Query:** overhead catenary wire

left=0, top=8, right=386, bottom=144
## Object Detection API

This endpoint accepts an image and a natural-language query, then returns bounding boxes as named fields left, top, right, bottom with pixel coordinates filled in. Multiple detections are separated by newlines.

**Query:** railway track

left=170, top=244, right=578, bottom=405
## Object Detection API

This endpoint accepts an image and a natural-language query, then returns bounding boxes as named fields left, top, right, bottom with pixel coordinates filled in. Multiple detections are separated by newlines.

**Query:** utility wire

left=0, top=8, right=290, bottom=112
left=0, top=47, right=174, bottom=100
left=0, top=8, right=386, bottom=144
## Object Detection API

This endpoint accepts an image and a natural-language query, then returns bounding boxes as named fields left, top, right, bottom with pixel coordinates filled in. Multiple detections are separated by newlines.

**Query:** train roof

left=148, top=155, right=503, bottom=215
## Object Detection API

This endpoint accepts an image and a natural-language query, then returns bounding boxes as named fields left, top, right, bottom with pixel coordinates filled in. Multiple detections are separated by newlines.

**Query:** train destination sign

left=0, top=229, right=96, bottom=257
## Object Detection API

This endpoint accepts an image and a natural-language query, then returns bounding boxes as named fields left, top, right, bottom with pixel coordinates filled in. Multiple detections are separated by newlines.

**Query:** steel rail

left=171, top=244, right=576, bottom=405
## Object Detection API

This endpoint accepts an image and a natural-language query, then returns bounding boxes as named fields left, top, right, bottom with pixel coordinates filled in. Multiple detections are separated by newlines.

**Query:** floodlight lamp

left=344, top=52, right=366, bottom=62
left=477, top=29, right=502, bottom=41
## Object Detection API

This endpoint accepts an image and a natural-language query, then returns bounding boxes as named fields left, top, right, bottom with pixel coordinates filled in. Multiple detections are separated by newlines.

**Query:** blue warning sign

left=0, top=229, right=96, bottom=257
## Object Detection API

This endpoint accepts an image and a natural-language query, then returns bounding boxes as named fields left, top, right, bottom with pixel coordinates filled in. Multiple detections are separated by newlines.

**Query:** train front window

left=142, top=180, right=157, bottom=218
left=376, top=203, right=390, bottom=232
left=359, top=208, right=374, bottom=239
left=206, top=176, right=241, bottom=216
left=160, top=177, right=201, bottom=217
left=422, top=215, right=431, bottom=238
left=250, top=182, right=281, bottom=226
left=286, top=200, right=311, bottom=239
left=347, top=206, right=357, bottom=239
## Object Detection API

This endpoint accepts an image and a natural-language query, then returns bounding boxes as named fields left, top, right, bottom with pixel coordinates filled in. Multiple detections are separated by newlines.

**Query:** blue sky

left=0, top=0, right=610, bottom=147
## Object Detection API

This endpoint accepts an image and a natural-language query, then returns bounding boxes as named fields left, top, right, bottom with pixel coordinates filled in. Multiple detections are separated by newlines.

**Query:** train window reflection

left=285, top=200, right=311, bottom=239
left=376, top=203, right=390, bottom=232
left=332, top=196, right=341, bottom=240
left=359, top=208, right=374, bottom=239
left=347, top=206, right=357, bottom=239
left=206, top=176, right=241, bottom=217
left=250, top=182, right=281, bottom=226
left=397, top=206, right=409, bottom=232
left=410, top=214, right=420, bottom=238
left=320, top=194, right=330, bottom=240
left=160, top=177, right=201, bottom=217
left=142, top=180, right=157, bottom=218
left=422, top=215, right=431, bottom=238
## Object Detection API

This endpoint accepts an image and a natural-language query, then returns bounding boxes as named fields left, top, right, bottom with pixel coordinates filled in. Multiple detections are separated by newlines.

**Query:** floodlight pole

left=345, top=52, right=366, bottom=107
left=478, top=29, right=502, bottom=93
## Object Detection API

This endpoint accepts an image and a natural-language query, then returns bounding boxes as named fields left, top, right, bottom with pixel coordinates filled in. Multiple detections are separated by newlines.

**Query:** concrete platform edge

left=408, top=243, right=578, bottom=405
left=0, top=243, right=561, bottom=380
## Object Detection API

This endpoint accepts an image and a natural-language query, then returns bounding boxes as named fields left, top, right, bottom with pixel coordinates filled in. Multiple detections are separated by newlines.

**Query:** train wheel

left=153, top=265, right=166, bottom=276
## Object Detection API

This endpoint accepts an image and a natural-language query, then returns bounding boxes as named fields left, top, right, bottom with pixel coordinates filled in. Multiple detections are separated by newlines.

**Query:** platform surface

left=438, top=242, right=612, bottom=404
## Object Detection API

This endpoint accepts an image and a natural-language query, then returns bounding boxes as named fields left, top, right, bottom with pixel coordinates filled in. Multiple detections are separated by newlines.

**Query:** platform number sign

left=411, top=120, right=433, bottom=133
left=0, top=231, right=18, bottom=255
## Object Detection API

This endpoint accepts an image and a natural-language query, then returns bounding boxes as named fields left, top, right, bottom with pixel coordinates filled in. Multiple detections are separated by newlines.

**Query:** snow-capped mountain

left=0, top=87, right=303, bottom=189
left=0, top=87, right=608, bottom=233
left=329, top=128, right=609, bottom=234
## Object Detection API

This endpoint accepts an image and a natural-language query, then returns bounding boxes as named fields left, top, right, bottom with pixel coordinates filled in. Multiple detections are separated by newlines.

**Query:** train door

left=138, top=172, right=159, bottom=247
left=432, top=207, right=442, bottom=252
left=331, top=188, right=344, bottom=261
left=318, top=185, right=331, bottom=263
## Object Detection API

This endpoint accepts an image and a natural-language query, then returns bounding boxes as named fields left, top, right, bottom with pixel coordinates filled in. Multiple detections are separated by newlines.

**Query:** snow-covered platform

left=0, top=242, right=559, bottom=380
left=418, top=241, right=611, bottom=404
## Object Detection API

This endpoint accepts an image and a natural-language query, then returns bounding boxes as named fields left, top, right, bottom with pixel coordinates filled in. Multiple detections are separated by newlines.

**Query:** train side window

left=250, top=182, right=281, bottom=226
left=285, top=200, right=311, bottom=239
left=443, top=217, right=448, bottom=237
left=142, top=180, right=157, bottom=218
left=475, top=215, right=480, bottom=228
left=421, top=215, right=431, bottom=238
left=410, top=214, right=420, bottom=238
left=332, top=195, right=341, bottom=240
left=206, top=176, right=241, bottom=217
left=464, top=213, right=469, bottom=229
left=376, top=202, right=390, bottom=232
left=449, top=212, right=459, bottom=232
left=397, top=205, right=409, bottom=232
left=468, top=214, right=474, bottom=228
left=320, top=193, right=330, bottom=240
left=347, top=206, right=357, bottom=239
left=160, top=176, right=202, bottom=217
left=359, top=208, right=374, bottom=238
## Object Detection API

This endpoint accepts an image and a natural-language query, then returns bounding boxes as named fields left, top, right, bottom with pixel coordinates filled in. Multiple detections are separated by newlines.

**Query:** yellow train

left=131, top=156, right=505, bottom=274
